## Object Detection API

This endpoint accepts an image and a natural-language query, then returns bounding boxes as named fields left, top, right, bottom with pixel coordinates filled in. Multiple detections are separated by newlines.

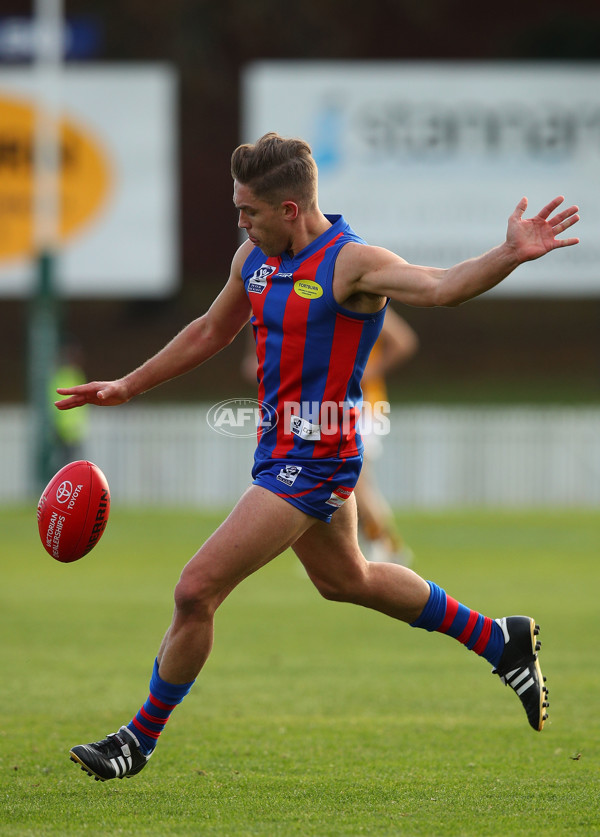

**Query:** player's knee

left=318, top=585, right=353, bottom=603
left=312, top=570, right=367, bottom=604
left=173, top=570, right=219, bottom=620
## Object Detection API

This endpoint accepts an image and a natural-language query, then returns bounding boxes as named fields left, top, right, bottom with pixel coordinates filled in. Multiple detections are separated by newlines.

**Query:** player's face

left=233, top=181, right=292, bottom=256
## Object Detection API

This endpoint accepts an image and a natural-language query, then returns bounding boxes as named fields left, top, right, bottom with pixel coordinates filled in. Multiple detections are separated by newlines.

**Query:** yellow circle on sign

left=0, top=94, right=112, bottom=263
left=293, top=279, right=323, bottom=299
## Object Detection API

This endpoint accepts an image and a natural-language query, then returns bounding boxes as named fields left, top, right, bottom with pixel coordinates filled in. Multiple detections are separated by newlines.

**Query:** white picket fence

left=2, top=404, right=599, bottom=508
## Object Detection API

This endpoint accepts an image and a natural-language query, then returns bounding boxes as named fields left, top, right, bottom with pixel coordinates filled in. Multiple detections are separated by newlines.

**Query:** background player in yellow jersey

left=356, top=307, right=418, bottom=565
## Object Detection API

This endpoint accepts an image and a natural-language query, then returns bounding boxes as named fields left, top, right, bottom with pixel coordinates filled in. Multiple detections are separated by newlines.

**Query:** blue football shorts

left=251, top=455, right=363, bottom=523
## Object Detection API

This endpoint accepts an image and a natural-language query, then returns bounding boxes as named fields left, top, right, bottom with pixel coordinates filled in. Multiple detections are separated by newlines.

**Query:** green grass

left=1, top=505, right=599, bottom=836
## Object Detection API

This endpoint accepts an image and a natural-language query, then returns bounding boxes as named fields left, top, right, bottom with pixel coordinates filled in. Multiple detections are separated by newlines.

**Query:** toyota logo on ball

left=56, top=480, right=73, bottom=503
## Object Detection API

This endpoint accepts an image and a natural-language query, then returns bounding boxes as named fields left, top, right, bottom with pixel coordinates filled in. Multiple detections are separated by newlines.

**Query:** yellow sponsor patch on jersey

left=293, top=279, right=323, bottom=299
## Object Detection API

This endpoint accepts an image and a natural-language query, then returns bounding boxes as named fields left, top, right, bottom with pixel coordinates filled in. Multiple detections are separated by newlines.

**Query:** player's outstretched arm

left=343, top=196, right=579, bottom=308
left=56, top=244, right=253, bottom=411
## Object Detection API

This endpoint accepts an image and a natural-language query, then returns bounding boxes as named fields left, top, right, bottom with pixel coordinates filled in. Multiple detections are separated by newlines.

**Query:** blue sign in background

left=0, top=16, right=103, bottom=61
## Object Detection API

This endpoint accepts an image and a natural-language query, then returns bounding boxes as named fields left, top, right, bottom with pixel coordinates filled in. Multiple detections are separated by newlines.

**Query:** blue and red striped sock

left=411, top=581, right=504, bottom=667
left=127, top=659, right=195, bottom=756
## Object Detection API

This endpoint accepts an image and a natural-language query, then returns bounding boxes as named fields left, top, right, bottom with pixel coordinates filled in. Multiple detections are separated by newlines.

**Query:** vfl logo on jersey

left=248, top=264, right=277, bottom=294
left=276, top=465, right=302, bottom=486
left=294, top=279, right=323, bottom=299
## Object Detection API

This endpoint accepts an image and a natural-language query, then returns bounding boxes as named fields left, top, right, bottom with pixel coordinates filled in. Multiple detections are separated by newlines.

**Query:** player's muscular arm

left=335, top=240, right=524, bottom=309
left=342, top=243, right=520, bottom=308
left=333, top=244, right=444, bottom=309
left=335, top=197, right=579, bottom=309
left=56, top=245, right=253, bottom=410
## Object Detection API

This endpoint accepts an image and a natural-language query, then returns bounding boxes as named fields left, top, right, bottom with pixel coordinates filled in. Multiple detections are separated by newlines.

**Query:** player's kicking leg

left=293, top=495, right=548, bottom=731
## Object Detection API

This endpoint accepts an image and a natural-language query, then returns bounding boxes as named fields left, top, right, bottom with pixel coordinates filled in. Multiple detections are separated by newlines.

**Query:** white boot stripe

left=110, top=757, right=121, bottom=776
left=516, top=678, right=535, bottom=695
left=509, top=668, right=531, bottom=687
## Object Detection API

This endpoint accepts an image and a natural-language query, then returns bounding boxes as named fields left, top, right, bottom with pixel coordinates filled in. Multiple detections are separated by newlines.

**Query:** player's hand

left=506, top=196, right=579, bottom=263
left=55, top=379, right=131, bottom=410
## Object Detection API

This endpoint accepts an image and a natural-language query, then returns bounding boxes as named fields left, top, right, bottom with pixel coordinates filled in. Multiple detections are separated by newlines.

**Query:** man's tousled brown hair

left=231, top=132, right=318, bottom=209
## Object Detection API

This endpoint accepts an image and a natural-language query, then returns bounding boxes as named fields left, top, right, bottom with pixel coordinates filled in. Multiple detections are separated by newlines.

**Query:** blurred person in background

left=50, top=337, right=89, bottom=471
left=356, top=307, right=418, bottom=566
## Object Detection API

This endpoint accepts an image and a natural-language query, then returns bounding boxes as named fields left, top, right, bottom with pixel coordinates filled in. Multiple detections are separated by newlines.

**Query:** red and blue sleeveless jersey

left=242, top=214, right=387, bottom=462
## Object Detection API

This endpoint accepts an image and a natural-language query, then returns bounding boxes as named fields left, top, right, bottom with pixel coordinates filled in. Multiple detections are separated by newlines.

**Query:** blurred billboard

left=0, top=64, right=178, bottom=298
left=243, top=61, right=598, bottom=297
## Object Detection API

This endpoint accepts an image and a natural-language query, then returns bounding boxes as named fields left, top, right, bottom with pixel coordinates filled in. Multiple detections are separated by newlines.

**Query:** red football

left=37, top=460, right=111, bottom=563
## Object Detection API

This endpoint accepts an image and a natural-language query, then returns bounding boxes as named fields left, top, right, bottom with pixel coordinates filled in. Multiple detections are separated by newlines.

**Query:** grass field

left=1, top=505, right=599, bottom=836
